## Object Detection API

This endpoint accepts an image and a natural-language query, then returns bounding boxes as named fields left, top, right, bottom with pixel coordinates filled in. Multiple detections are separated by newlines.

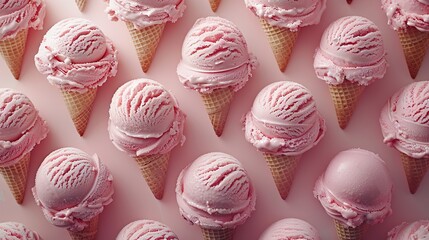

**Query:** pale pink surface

left=387, top=220, right=429, bottom=239
left=259, top=218, right=320, bottom=240
left=116, top=220, right=178, bottom=240
left=176, top=152, right=256, bottom=229
left=380, top=81, right=429, bottom=158
left=108, top=78, right=185, bottom=157
left=314, top=16, right=387, bottom=86
left=34, top=18, right=118, bottom=93
left=105, top=0, right=186, bottom=28
left=244, top=0, right=326, bottom=31
left=0, top=222, right=41, bottom=240
left=0, top=88, right=48, bottom=167
left=177, top=16, right=257, bottom=93
left=243, top=81, right=325, bottom=156
left=314, top=149, right=393, bottom=228
left=0, top=0, right=45, bottom=40
left=382, top=0, right=429, bottom=32
left=32, top=147, right=114, bottom=232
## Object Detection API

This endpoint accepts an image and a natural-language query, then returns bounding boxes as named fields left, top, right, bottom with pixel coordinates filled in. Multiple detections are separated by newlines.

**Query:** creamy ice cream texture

left=116, top=220, right=178, bottom=240
left=176, top=152, right=256, bottom=229
left=382, top=0, right=429, bottom=32
left=388, top=220, right=429, bottom=239
left=313, top=149, right=393, bottom=228
left=0, top=222, right=41, bottom=240
left=259, top=218, right=320, bottom=240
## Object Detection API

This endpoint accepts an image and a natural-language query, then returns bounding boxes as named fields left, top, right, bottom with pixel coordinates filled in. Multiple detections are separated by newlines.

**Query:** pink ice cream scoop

left=382, top=0, right=429, bottom=32
left=34, top=17, right=118, bottom=93
left=176, top=152, right=256, bottom=230
left=116, top=220, right=178, bottom=240
left=314, top=16, right=388, bottom=86
left=177, top=16, right=257, bottom=93
left=388, top=220, right=429, bottom=239
left=32, top=147, right=114, bottom=232
left=243, top=81, right=325, bottom=156
left=0, top=88, right=48, bottom=167
left=0, top=222, right=41, bottom=240
left=108, top=78, right=186, bottom=157
left=313, top=149, right=393, bottom=228
left=259, top=218, right=320, bottom=240
left=244, top=0, right=326, bottom=31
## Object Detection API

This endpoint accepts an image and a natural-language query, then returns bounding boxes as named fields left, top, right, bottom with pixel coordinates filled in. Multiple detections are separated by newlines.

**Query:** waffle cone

left=68, top=216, right=99, bottom=240
left=400, top=153, right=429, bottom=194
left=0, top=153, right=30, bottom=204
left=328, top=81, right=365, bottom=129
left=0, top=29, right=28, bottom=80
left=201, top=227, right=234, bottom=240
left=209, top=0, right=221, bottom=12
left=200, top=88, right=234, bottom=137
left=126, top=22, right=165, bottom=73
left=397, top=27, right=429, bottom=79
left=75, top=0, right=87, bottom=11
left=134, top=153, right=170, bottom=200
left=61, top=88, right=97, bottom=136
left=263, top=153, right=301, bottom=200
left=334, top=219, right=366, bottom=240
left=259, top=18, right=298, bottom=72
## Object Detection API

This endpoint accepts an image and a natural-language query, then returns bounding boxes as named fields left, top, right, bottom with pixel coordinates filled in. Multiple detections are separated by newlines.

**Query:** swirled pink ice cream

left=34, top=17, right=118, bottom=93
left=388, top=220, right=429, bottom=239
left=313, top=16, right=387, bottom=86
left=0, top=222, right=41, bottom=240
left=259, top=218, right=320, bottom=240
left=382, top=0, right=429, bottom=32
left=32, top=147, right=114, bottom=232
left=243, top=81, right=325, bottom=156
left=108, top=79, right=186, bottom=157
left=177, top=16, right=257, bottom=94
left=0, top=88, right=48, bottom=167
left=176, top=152, right=256, bottom=230
left=313, top=149, right=393, bottom=228
left=116, top=220, right=178, bottom=240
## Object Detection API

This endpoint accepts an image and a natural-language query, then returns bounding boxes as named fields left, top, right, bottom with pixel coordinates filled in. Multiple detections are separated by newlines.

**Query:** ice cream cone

left=209, top=0, right=221, bottom=12
left=68, top=216, right=99, bottom=240
left=200, top=87, right=234, bottom=137
left=328, top=81, right=365, bottom=129
left=0, top=29, right=28, bottom=80
left=397, top=27, right=429, bottom=79
left=126, top=22, right=165, bottom=73
left=263, top=153, right=301, bottom=200
left=400, top=153, right=429, bottom=194
left=134, top=152, right=170, bottom=200
left=61, top=88, right=97, bottom=136
left=0, top=153, right=30, bottom=204
left=259, top=18, right=299, bottom=72
left=333, top=219, right=366, bottom=240
left=201, top=227, right=234, bottom=240
left=75, top=0, right=87, bottom=11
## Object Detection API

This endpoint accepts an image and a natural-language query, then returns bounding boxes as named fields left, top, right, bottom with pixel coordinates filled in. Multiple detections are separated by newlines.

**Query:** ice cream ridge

left=259, top=218, right=320, bottom=240
left=314, top=16, right=387, bottom=129
left=32, top=147, right=114, bottom=240
left=105, top=0, right=186, bottom=72
left=244, top=0, right=326, bottom=72
left=108, top=78, right=186, bottom=200
left=34, top=17, right=118, bottom=136
left=0, top=222, right=41, bottom=240
left=176, top=152, right=256, bottom=240
left=388, top=220, right=429, bottom=240
left=313, top=149, right=393, bottom=240
left=0, top=88, right=48, bottom=204
left=243, top=81, right=326, bottom=199
left=116, top=220, right=178, bottom=240
left=177, top=16, right=257, bottom=136
left=380, top=81, right=429, bottom=194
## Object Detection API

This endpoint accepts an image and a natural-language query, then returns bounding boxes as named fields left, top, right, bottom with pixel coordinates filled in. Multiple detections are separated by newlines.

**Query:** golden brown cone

left=259, top=18, right=299, bottom=72
left=200, top=88, right=234, bottom=137
left=68, top=216, right=99, bottom=240
left=201, top=227, right=234, bottom=240
left=263, top=153, right=301, bottom=200
left=61, top=88, right=97, bottom=136
left=334, top=219, right=367, bottom=240
left=0, top=153, right=30, bottom=204
left=126, top=22, right=165, bottom=73
left=75, top=0, right=86, bottom=11
left=134, top=153, right=170, bottom=200
left=209, top=0, right=221, bottom=12
left=0, top=29, right=28, bottom=80
left=328, top=81, right=365, bottom=129
left=397, top=27, right=429, bottom=79
left=400, top=153, right=429, bottom=194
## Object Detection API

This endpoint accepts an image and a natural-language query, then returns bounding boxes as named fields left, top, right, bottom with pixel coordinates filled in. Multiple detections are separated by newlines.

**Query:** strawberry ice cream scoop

left=259, top=218, right=320, bottom=240
left=108, top=79, right=186, bottom=157
left=382, top=0, right=429, bottom=31
left=32, top=147, right=114, bottom=232
left=243, top=81, right=325, bottom=156
left=177, top=16, right=257, bottom=93
left=314, top=16, right=387, bottom=86
left=34, top=17, right=118, bottom=93
left=388, top=220, right=429, bottom=239
left=116, top=220, right=178, bottom=240
left=313, top=149, right=393, bottom=228
left=0, top=88, right=48, bottom=167
left=176, top=152, right=256, bottom=229
left=0, top=222, right=41, bottom=240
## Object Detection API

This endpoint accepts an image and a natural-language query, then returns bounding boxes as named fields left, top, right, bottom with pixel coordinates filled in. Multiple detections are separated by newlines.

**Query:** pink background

left=1, top=0, right=429, bottom=239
